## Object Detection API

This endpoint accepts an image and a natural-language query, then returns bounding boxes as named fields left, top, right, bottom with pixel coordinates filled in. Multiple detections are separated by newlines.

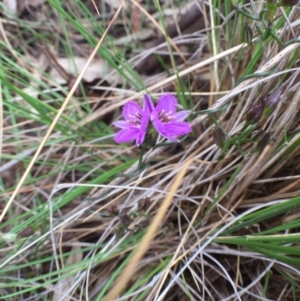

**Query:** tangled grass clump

left=0, top=0, right=300, bottom=300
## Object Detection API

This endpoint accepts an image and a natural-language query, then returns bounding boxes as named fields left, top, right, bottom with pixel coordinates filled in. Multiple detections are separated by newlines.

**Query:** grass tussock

left=1, top=0, right=300, bottom=300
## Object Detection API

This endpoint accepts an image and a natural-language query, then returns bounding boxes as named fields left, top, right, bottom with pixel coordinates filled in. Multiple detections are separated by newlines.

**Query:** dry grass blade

left=130, top=0, right=187, bottom=64
left=103, top=159, right=193, bottom=301
left=0, top=0, right=125, bottom=222
left=79, top=43, right=248, bottom=127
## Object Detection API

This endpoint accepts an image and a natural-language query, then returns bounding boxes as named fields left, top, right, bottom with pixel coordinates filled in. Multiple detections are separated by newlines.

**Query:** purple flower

left=113, top=93, right=191, bottom=146
left=146, top=93, right=191, bottom=142
left=113, top=101, right=150, bottom=146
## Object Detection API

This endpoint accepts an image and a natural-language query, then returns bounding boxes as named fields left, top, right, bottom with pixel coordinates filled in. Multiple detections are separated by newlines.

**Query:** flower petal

left=152, top=117, right=165, bottom=135
left=163, top=121, right=191, bottom=136
left=136, top=130, right=147, bottom=146
left=174, top=110, right=190, bottom=122
left=140, top=111, right=150, bottom=132
left=143, top=94, right=154, bottom=114
left=123, top=101, right=143, bottom=121
left=114, top=127, right=140, bottom=144
left=155, top=94, right=177, bottom=115
left=153, top=117, right=191, bottom=140
left=113, top=120, right=129, bottom=129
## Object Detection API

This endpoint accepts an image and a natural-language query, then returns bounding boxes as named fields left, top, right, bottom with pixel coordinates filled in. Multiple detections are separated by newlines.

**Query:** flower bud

left=212, top=126, right=227, bottom=148
left=243, top=23, right=253, bottom=45
left=108, top=205, right=119, bottom=216
left=264, top=86, right=283, bottom=112
left=138, top=197, right=150, bottom=212
left=246, top=102, right=265, bottom=124
left=120, top=211, right=131, bottom=226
